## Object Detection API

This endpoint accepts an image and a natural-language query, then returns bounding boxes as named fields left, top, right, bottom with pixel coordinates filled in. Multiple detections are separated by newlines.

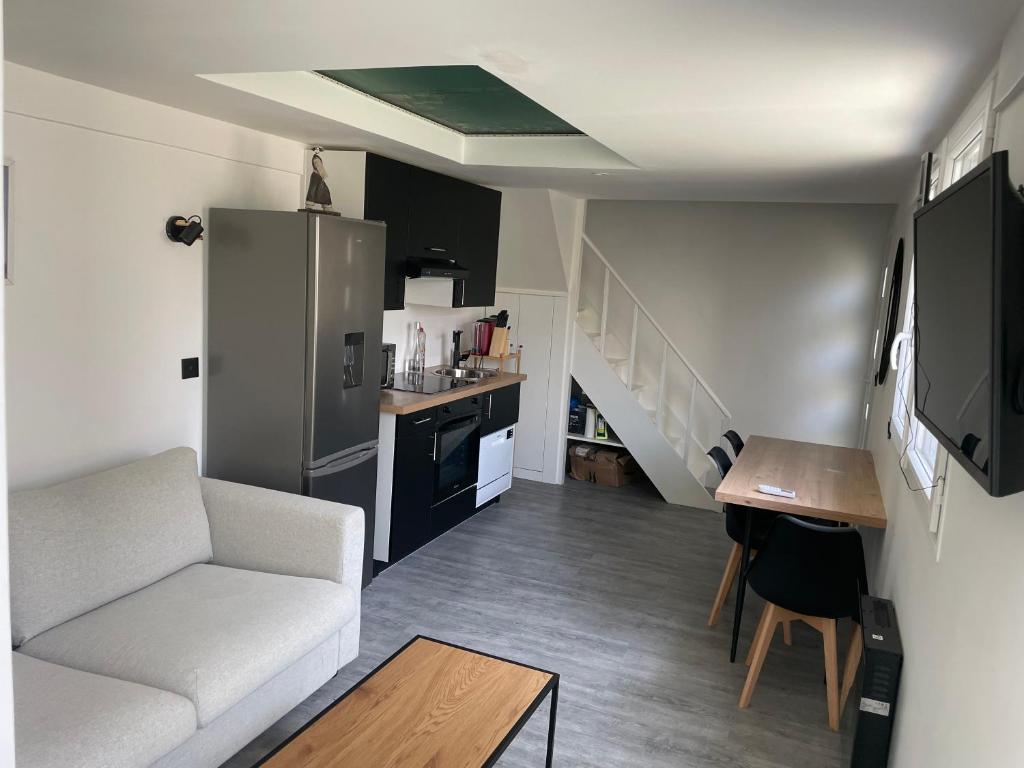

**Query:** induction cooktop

left=391, top=372, right=472, bottom=395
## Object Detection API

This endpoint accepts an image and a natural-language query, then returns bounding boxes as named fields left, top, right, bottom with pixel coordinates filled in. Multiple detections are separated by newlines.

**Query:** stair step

left=570, top=322, right=719, bottom=510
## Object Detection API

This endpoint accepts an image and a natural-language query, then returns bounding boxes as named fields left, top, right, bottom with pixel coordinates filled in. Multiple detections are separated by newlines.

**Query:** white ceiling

left=6, top=0, right=1022, bottom=202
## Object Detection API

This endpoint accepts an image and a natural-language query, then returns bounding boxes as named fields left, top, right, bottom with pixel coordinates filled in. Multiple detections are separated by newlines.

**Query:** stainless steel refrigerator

left=206, top=209, right=385, bottom=587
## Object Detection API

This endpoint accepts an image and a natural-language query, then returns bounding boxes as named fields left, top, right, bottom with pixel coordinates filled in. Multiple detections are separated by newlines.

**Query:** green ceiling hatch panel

left=315, top=65, right=583, bottom=136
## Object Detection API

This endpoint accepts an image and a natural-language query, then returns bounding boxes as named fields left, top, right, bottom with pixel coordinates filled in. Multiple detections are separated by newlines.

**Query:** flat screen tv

left=913, top=150, right=1024, bottom=496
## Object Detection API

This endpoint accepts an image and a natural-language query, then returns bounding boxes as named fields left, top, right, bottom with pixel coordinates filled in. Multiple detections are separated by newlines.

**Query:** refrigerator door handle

left=303, top=445, right=378, bottom=478
left=307, top=438, right=378, bottom=471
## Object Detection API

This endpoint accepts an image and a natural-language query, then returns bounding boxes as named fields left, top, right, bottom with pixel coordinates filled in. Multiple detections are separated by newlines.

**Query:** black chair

left=723, top=430, right=745, bottom=458
left=739, top=515, right=868, bottom=730
left=705, top=447, right=783, bottom=630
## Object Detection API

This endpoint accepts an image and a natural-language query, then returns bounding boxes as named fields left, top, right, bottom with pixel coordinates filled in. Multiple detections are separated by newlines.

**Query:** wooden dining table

left=714, top=435, right=886, bottom=662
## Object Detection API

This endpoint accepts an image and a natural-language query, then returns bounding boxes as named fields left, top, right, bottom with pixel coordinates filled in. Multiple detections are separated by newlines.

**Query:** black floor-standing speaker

left=842, top=596, right=903, bottom=767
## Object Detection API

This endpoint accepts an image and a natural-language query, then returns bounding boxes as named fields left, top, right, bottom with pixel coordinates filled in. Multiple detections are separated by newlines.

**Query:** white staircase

left=570, top=234, right=731, bottom=510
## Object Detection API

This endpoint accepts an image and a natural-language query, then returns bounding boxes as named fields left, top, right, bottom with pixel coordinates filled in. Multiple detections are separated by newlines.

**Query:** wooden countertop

left=379, top=367, right=527, bottom=415
left=714, top=435, right=887, bottom=528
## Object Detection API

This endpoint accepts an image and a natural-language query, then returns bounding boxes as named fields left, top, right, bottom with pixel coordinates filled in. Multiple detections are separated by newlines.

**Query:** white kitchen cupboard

left=489, top=291, right=569, bottom=483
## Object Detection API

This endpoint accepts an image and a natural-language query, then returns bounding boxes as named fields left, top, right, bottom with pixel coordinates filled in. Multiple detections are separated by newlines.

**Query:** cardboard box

left=568, top=445, right=640, bottom=487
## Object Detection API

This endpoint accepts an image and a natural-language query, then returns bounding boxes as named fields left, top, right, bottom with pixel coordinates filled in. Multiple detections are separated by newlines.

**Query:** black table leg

left=545, top=679, right=559, bottom=767
left=729, top=511, right=754, bottom=663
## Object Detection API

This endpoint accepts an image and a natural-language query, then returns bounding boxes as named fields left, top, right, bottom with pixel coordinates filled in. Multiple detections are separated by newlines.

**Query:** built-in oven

left=432, top=399, right=481, bottom=506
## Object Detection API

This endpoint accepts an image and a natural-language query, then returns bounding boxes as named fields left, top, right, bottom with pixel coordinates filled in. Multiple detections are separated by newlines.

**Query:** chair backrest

left=723, top=430, right=745, bottom=457
left=707, top=446, right=733, bottom=479
left=748, top=515, right=868, bottom=621
left=708, top=445, right=766, bottom=543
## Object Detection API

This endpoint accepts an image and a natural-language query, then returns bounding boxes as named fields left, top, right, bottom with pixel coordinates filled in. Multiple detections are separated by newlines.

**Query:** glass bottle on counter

left=411, top=322, right=426, bottom=375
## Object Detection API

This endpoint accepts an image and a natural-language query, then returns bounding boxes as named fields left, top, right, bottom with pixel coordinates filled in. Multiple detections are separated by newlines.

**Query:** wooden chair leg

left=822, top=619, right=840, bottom=731
left=782, top=620, right=793, bottom=646
left=841, top=622, right=863, bottom=713
left=708, top=542, right=742, bottom=627
left=745, top=603, right=771, bottom=666
left=739, top=603, right=778, bottom=709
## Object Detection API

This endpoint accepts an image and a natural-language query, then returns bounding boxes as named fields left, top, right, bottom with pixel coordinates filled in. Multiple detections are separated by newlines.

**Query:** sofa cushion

left=19, top=563, right=356, bottom=726
left=9, top=447, right=213, bottom=646
left=13, top=651, right=197, bottom=768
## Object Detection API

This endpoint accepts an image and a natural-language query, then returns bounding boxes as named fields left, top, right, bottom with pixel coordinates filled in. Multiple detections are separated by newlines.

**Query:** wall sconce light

left=165, top=215, right=204, bottom=246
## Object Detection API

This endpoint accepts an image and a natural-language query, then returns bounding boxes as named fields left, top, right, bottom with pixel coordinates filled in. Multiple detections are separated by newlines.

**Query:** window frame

left=888, top=265, right=941, bottom=496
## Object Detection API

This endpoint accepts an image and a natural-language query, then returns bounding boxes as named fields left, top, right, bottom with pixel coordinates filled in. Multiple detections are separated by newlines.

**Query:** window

left=950, top=131, right=984, bottom=183
left=927, top=155, right=943, bottom=202
left=908, top=413, right=939, bottom=486
left=890, top=276, right=914, bottom=439
left=890, top=266, right=941, bottom=493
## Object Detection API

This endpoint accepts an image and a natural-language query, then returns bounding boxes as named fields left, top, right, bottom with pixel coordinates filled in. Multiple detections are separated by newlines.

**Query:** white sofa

left=9, top=447, right=363, bottom=768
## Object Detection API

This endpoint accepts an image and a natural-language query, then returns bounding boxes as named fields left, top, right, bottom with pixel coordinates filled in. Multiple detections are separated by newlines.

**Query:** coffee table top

left=258, top=636, right=558, bottom=768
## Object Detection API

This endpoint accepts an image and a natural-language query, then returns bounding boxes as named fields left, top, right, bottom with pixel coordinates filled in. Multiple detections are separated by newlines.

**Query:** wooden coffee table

left=256, top=636, right=560, bottom=767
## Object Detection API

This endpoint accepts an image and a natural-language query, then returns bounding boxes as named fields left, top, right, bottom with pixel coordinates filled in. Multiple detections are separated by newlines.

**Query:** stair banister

left=682, top=377, right=699, bottom=467
left=581, top=233, right=732, bottom=422
left=599, top=268, right=610, bottom=356
left=626, top=305, right=639, bottom=390
left=656, top=341, right=668, bottom=431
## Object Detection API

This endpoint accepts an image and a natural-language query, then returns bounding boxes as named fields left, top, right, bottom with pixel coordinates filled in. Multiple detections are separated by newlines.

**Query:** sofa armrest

left=200, top=477, right=364, bottom=588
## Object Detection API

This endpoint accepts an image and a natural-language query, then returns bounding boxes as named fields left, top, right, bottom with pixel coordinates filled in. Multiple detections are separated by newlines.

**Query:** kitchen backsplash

left=383, top=302, right=485, bottom=371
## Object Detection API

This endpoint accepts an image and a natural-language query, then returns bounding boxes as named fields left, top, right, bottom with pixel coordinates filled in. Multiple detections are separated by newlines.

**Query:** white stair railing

left=577, top=233, right=732, bottom=488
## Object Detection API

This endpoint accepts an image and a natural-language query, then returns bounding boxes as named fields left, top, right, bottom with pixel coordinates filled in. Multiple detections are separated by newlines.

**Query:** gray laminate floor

left=222, top=478, right=849, bottom=768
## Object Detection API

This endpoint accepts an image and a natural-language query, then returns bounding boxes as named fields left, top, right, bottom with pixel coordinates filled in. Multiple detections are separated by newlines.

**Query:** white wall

left=493, top=189, right=580, bottom=484
left=584, top=200, right=893, bottom=447
left=0, top=12, right=16, bottom=766
left=495, top=188, right=568, bottom=293
left=866, top=11, right=1024, bottom=766
left=1, top=65, right=581, bottom=497
left=3, top=63, right=304, bottom=489
left=382, top=303, right=481, bottom=372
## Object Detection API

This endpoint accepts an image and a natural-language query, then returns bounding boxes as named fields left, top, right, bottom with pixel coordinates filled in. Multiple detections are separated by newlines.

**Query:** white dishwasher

left=477, top=425, right=516, bottom=507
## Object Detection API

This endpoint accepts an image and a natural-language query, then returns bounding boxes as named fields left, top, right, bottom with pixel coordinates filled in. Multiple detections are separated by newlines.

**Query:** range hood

left=406, top=255, right=469, bottom=279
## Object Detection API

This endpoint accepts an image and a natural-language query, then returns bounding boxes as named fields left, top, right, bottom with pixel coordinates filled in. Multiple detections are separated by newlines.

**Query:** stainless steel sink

left=432, top=367, right=498, bottom=380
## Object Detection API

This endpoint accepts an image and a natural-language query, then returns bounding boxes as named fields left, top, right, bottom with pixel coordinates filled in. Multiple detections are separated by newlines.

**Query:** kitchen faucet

left=450, top=329, right=463, bottom=369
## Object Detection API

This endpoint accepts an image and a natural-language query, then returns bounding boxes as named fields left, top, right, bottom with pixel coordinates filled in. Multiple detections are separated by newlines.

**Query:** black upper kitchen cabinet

left=480, top=383, right=520, bottom=434
left=454, top=181, right=503, bottom=308
left=360, top=153, right=502, bottom=310
left=407, top=166, right=462, bottom=265
left=363, top=154, right=411, bottom=310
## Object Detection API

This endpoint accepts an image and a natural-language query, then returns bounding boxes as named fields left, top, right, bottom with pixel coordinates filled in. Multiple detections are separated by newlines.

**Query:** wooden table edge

left=254, top=635, right=559, bottom=768
left=713, top=488, right=887, bottom=528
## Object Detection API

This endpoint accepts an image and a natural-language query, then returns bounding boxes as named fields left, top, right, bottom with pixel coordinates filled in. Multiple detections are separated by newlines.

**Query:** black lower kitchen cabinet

left=389, top=413, right=435, bottom=562
left=384, top=385, right=519, bottom=570
left=430, top=487, right=476, bottom=537
left=480, top=383, right=520, bottom=434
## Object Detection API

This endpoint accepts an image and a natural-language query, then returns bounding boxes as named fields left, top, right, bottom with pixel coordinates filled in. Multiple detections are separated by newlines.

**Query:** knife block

left=488, top=327, right=509, bottom=357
